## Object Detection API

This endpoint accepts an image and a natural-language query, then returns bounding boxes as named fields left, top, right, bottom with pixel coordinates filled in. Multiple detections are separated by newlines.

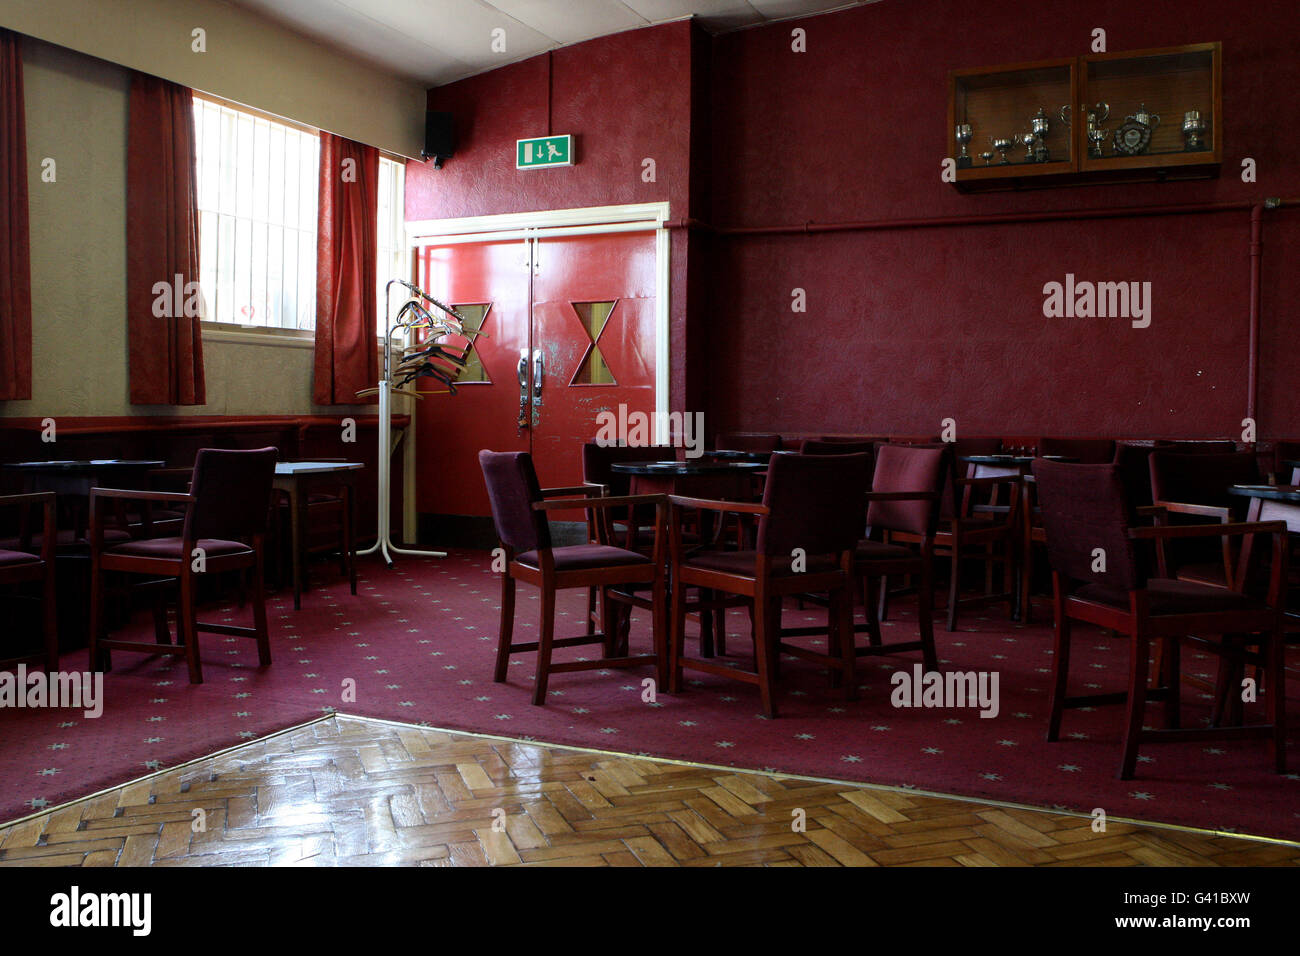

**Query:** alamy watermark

left=1042, top=273, right=1151, bottom=328
left=890, top=664, right=1000, bottom=719
left=594, top=404, right=705, bottom=459
left=0, top=665, right=103, bottom=719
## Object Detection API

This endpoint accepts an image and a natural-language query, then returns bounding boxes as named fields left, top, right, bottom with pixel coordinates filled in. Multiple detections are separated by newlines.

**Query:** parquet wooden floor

left=1, top=714, right=1297, bottom=867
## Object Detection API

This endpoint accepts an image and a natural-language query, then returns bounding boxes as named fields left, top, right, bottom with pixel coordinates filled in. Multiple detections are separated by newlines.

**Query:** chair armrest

left=1152, top=499, right=1232, bottom=521
left=1129, top=520, right=1286, bottom=541
left=534, top=494, right=666, bottom=512
left=956, top=474, right=1022, bottom=487
left=0, top=491, right=56, bottom=509
left=667, top=495, right=769, bottom=516
left=864, top=491, right=939, bottom=502
left=90, top=488, right=194, bottom=504
left=581, top=481, right=610, bottom=495
left=539, top=485, right=600, bottom=499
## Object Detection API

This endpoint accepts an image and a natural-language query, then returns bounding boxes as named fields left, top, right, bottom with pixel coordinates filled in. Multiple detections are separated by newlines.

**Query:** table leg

left=344, top=481, right=357, bottom=596
left=289, top=484, right=304, bottom=610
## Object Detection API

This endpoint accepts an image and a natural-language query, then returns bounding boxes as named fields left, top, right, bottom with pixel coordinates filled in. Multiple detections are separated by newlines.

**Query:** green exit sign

left=516, top=134, right=573, bottom=169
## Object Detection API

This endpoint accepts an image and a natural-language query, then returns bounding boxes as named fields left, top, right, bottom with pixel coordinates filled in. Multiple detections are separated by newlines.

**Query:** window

left=376, top=156, right=407, bottom=336
left=193, top=96, right=319, bottom=329
left=193, top=95, right=406, bottom=335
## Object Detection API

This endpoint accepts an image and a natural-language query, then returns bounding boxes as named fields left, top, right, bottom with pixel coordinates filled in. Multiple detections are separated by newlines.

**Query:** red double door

left=415, top=231, right=659, bottom=518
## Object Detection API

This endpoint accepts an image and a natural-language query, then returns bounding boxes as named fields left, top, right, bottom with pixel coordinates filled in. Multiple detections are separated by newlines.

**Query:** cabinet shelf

left=949, top=43, right=1221, bottom=193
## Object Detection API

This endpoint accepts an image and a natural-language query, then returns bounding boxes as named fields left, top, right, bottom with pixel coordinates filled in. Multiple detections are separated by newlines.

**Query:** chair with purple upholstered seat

left=668, top=452, right=869, bottom=717
left=88, top=447, right=278, bottom=684
left=0, top=492, right=58, bottom=671
left=480, top=450, right=667, bottom=705
left=1032, top=458, right=1286, bottom=779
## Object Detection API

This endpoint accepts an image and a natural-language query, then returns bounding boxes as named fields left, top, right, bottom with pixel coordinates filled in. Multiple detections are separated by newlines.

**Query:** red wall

left=405, top=20, right=701, bottom=412
left=707, top=0, right=1300, bottom=438
left=405, top=2, right=1300, bottom=444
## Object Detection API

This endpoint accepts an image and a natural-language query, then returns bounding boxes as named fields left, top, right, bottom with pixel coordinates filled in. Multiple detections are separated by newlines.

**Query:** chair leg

left=586, top=586, right=597, bottom=637
left=600, top=587, right=618, bottom=659
left=178, top=569, right=203, bottom=685
left=532, top=585, right=556, bottom=706
left=1119, top=629, right=1150, bottom=780
left=1046, top=601, right=1071, bottom=743
left=344, top=486, right=357, bottom=597
left=669, top=571, right=687, bottom=694
left=946, top=550, right=961, bottom=632
left=877, top=574, right=890, bottom=622
left=1268, top=628, right=1287, bottom=774
left=835, top=584, right=857, bottom=700
left=88, top=560, right=107, bottom=673
left=42, top=561, right=58, bottom=671
left=863, top=575, right=883, bottom=647
left=152, top=591, right=172, bottom=645
left=493, top=573, right=515, bottom=683
left=918, top=561, right=938, bottom=673
left=651, top=570, right=668, bottom=694
left=1162, top=636, right=1180, bottom=730
left=753, top=591, right=777, bottom=718
left=252, top=546, right=271, bottom=667
left=766, top=597, right=782, bottom=682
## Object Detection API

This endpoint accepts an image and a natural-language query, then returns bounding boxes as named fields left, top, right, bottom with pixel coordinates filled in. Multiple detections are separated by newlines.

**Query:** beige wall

left=0, top=0, right=425, bottom=158
left=0, top=37, right=376, bottom=420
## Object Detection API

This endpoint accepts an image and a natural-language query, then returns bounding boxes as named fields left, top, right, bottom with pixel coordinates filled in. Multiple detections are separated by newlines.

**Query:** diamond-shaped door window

left=449, top=303, right=490, bottom=383
left=570, top=300, right=617, bottom=386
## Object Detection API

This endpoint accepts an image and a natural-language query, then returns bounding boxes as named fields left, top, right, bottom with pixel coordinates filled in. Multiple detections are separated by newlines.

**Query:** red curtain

left=314, top=132, right=379, bottom=405
left=126, top=73, right=205, bottom=405
left=0, top=29, right=32, bottom=401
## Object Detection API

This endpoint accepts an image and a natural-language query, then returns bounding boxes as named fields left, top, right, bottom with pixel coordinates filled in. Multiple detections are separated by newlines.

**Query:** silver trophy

left=955, top=123, right=973, bottom=168
left=1182, top=110, right=1207, bottom=151
left=1030, top=108, right=1051, bottom=162
left=1019, top=131, right=1037, bottom=163
left=980, top=149, right=995, bottom=166
left=991, top=136, right=1014, bottom=165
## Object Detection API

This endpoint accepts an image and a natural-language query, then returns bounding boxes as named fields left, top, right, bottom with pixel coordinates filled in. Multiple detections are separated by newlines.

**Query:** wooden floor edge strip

left=0, top=712, right=337, bottom=831
left=334, top=711, right=1300, bottom=851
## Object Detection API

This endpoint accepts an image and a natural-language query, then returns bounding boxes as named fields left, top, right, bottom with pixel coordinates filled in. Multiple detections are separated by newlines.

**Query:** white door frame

left=406, top=202, right=672, bottom=430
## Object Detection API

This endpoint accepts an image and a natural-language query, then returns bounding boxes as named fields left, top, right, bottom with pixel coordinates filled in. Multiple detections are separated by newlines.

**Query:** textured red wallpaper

left=405, top=1, right=1300, bottom=441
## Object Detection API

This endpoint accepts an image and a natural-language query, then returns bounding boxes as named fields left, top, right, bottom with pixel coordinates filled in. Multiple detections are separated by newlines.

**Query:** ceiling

left=227, top=0, right=873, bottom=86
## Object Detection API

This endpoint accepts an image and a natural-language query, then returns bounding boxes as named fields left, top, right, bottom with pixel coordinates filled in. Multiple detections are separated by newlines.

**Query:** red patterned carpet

left=2, top=549, right=1298, bottom=841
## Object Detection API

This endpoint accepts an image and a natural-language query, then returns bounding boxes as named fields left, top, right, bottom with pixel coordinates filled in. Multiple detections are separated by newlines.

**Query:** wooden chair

left=88, top=447, right=278, bottom=684
left=1033, top=458, right=1287, bottom=779
left=784, top=443, right=946, bottom=672
left=1149, top=450, right=1261, bottom=589
left=668, top=452, right=870, bottom=717
left=0, top=492, right=59, bottom=671
left=479, top=450, right=667, bottom=705
left=883, top=443, right=1021, bottom=631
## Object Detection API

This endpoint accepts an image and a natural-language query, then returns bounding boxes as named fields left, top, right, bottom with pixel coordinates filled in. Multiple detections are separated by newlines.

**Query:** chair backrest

left=581, top=442, right=666, bottom=497
left=867, top=443, right=949, bottom=536
left=1032, top=459, right=1145, bottom=591
left=479, top=450, right=550, bottom=553
left=716, top=432, right=782, bottom=453
left=1040, top=436, right=1116, bottom=464
left=184, top=447, right=278, bottom=541
left=756, top=453, right=870, bottom=558
left=1113, top=442, right=1158, bottom=508
left=876, top=441, right=960, bottom=520
left=1149, top=451, right=1260, bottom=507
left=799, top=438, right=875, bottom=459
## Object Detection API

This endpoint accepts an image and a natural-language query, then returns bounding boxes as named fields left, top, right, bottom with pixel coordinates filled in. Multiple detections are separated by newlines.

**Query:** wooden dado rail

left=0, top=415, right=411, bottom=541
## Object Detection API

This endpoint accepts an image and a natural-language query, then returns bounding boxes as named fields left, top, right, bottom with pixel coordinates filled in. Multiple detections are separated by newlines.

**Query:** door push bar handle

left=517, top=349, right=543, bottom=428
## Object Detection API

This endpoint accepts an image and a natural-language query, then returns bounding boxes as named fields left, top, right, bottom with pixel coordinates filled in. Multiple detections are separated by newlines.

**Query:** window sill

left=201, top=323, right=315, bottom=349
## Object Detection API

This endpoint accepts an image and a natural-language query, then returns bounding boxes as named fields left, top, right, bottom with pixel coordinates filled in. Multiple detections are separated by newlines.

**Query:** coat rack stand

left=358, top=278, right=470, bottom=567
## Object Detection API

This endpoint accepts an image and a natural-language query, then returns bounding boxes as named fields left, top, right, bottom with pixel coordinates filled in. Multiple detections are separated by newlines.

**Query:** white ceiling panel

left=227, top=0, right=875, bottom=86
left=488, top=0, right=650, bottom=44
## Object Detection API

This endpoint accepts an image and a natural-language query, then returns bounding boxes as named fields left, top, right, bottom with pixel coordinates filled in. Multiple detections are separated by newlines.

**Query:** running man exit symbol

left=517, top=135, right=574, bottom=169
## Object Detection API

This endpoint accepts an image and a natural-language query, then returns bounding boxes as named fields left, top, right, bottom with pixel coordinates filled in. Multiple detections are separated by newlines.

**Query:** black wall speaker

left=423, top=111, right=454, bottom=168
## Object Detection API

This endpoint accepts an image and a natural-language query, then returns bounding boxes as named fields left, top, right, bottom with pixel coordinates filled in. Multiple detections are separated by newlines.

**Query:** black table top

left=3, top=459, right=165, bottom=472
left=611, top=460, right=768, bottom=476
left=960, top=454, right=1075, bottom=465
left=1228, top=484, right=1300, bottom=503
left=707, top=449, right=799, bottom=462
